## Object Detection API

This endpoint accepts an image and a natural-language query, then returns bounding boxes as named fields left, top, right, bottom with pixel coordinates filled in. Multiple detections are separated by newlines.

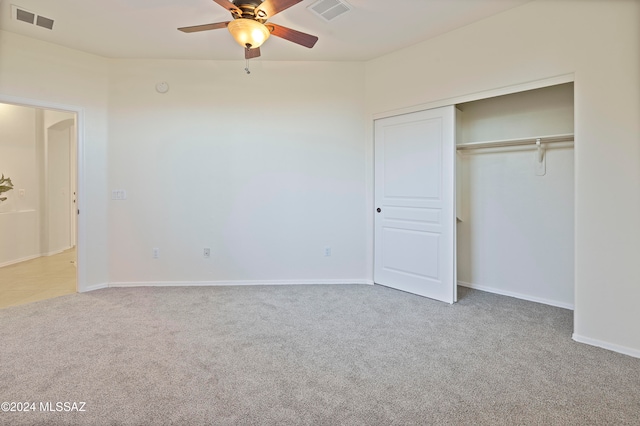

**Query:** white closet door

left=374, top=106, right=456, bottom=303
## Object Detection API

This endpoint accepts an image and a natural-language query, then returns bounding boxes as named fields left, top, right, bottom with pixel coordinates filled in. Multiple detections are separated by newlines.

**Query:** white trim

left=0, top=93, right=86, bottom=293
left=42, top=247, right=72, bottom=257
left=0, top=209, right=37, bottom=214
left=572, top=334, right=640, bottom=359
left=0, top=94, right=81, bottom=113
left=109, top=279, right=374, bottom=288
left=0, top=254, right=41, bottom=268
left=80, top=282, right=108, bottom=293
left=458, top=281, right=574, bottom=310
left=0, top=247, right=74, bottom=268
left=372, top=73, right=575, bottom=120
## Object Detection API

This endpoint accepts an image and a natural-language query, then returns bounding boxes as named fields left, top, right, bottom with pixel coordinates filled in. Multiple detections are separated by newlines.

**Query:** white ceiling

left=0, top=0, right=531, bottom=61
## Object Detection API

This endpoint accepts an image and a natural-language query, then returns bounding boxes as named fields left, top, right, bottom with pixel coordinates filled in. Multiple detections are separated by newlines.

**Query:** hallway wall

left=0, top=103, right=39, bottom=266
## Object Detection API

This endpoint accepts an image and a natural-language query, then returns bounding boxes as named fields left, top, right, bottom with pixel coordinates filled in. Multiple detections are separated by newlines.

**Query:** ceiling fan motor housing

left=233, top=0, right=268, bottom=22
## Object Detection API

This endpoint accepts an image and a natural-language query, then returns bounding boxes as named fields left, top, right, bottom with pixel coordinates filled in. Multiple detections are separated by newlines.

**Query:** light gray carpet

left=0, top=285, right=638, bottom=425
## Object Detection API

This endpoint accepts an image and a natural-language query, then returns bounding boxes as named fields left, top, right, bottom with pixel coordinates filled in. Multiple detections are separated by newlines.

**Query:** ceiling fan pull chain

left=245, top=55, right=251, bottom=74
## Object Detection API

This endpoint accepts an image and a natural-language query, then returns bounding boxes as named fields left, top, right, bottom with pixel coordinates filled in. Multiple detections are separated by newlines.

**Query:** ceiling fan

left=178, top=0, right=319, bottom=60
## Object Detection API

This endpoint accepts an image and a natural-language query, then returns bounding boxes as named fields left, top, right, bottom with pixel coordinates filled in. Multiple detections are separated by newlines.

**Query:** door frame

left=0, top=93, right=86, bottom=292
left=46, top=118, right=77, bottom=254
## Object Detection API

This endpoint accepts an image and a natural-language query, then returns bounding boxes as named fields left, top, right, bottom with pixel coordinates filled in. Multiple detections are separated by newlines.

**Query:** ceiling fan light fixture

left=227, top=18, right=270, bottom=49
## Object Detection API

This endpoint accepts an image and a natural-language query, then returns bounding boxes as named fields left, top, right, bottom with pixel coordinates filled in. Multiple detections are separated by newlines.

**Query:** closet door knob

left=376, top=208, right=382, bottom=213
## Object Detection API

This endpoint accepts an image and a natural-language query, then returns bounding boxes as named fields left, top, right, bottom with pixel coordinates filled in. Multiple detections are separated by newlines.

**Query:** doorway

left=0, top=102, right=79, bottom=308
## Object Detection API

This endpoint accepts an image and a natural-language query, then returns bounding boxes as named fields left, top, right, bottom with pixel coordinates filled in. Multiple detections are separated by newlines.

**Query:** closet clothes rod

left=456, top=133, right=574, bottom=151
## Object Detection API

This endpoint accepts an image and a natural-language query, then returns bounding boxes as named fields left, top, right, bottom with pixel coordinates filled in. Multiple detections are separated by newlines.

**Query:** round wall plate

left=155, top=82, right=169, bottom=94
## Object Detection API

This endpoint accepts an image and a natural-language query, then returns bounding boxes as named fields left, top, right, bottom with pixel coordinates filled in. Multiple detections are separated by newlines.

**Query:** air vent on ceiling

left=11, top=4, right=54, bottom=30
left=308, top=0, right=351, bottom=22
left=36, top=15, right=54, bottom=30
left=15, top=7, right=34, bottom=24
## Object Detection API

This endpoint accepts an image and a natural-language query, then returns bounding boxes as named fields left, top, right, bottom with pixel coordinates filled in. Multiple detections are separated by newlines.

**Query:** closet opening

left=454, top=82, right=575, bottom=309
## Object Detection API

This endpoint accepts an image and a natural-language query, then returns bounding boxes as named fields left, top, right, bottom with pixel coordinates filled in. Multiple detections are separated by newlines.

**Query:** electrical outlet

left=203, top=248, right=211, bottom=258
left=152, top=248, right=160, bottom=259
left=324, top=246, right=331, bottom=257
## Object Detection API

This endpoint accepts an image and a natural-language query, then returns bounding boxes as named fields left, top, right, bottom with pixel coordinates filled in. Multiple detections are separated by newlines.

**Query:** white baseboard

left=572, top=333, right=640, bottom=359
left=458, top=281, right=574, bottom=310
left=0, top=247, right=74, bottom=268
left=0, top=254, right=41, bottom=268
left=79, top=282, right=109, bottom=293
left=109, top=279, right=374, bottom=288
left=43, top=248, right=70, bottom=257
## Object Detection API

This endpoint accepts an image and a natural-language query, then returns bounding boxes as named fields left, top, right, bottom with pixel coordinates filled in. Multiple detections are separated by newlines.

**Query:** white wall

left=44, top=110, right=75, bottom=130
left=0, top=30, right=110, bottom=289
left=457, top=84, right=574, bottom=144
left=0, top=103, right=39, bottom=265
left=365, top=0, right=640, bottom=355
left=0, top=104, right=37, bottom=213
left=108, top=60, right=368, bottom=284
left=457, top=146, right=575, bottom=306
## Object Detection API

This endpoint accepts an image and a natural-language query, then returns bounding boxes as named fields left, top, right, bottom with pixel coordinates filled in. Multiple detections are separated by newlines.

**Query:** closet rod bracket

left=535, top=138, right=546, bottom=176
left=536, top=138, right=545, bottom=163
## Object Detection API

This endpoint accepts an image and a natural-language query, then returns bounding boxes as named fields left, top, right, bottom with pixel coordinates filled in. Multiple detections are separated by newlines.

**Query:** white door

left=374, top=106, right=456, bottom=303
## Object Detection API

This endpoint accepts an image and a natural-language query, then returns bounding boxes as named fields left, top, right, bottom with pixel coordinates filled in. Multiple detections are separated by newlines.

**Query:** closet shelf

left=456, top=133, right=574, bottom=150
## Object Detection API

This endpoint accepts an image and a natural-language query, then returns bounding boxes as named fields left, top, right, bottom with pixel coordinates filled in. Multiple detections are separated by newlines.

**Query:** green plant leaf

left=0, top=174, right=13, bottom=187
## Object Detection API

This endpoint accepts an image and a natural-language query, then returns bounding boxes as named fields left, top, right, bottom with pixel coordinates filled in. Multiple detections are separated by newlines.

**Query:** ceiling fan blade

left=266, top=23, right=318, bottom=48
left=245, top=47, right=261, bottom=59
left=255, top=0, right=302, bottom=19
left=211, top=0, right=242, bottom=16
left=178, top=22, right=230, bottom=33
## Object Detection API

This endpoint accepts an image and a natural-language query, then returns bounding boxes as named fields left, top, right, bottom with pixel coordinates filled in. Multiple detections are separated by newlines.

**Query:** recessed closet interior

left=455, top=83, right=575, bottom=309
